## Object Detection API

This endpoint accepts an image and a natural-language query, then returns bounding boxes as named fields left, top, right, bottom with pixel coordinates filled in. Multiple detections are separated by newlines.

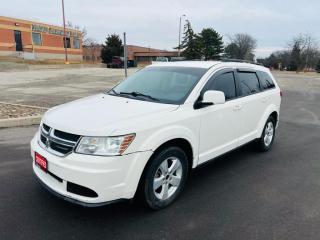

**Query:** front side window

left=238, top=72, right=260, bottom=96
left=32, top=32, right=42, bottom=46
left=206, top=72, right=236, bottom=100
left=257, top=71, right=275, bottom=90
left=109, top=67, right=208, bottom=104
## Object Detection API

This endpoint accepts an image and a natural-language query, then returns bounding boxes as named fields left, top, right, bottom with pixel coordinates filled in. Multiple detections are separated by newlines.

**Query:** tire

left=257, top=116, right=276, bottom=152
left=140, top=146, right=189, bottom=210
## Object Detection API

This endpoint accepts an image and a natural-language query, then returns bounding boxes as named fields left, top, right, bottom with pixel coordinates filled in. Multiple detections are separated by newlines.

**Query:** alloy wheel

left=264, top=121, right=274, bottom=147
left=153, top=157, right=183, bottom=200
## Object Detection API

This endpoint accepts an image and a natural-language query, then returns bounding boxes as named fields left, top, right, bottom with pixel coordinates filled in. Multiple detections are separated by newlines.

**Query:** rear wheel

left=140, top=146, right=189, bottom=210
left=257, top=116, right=276, bottom=151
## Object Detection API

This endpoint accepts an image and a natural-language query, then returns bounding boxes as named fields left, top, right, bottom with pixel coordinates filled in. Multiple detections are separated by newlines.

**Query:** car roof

left=148, top=61, right=269, bottom=72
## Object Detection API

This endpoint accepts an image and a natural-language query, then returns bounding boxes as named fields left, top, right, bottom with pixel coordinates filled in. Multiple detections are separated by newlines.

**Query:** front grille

left=42, top=123, right=50, bottom=132
left=54, top=129, right=80, bottom=142
left=50, top=141, right=73, bottom=155
left=39, top=124, right=81, bottom=156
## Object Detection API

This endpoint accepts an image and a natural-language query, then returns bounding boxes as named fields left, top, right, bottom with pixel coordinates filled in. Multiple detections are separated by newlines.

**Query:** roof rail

left=209, top=55, right=262, bottom=66
left=219, top=58, right=263, bottom=66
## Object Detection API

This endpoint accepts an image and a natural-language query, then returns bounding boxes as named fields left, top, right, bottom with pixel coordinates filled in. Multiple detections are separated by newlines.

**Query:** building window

left=63, top=37, right=71, bottom=48
left=73, top=38, right=80, bottom=49
left=32, top=32, right=42, bottom=46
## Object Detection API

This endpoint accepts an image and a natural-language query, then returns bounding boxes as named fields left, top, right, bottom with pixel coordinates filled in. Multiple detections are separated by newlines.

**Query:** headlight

left=75, top=134, right=135, bottom=156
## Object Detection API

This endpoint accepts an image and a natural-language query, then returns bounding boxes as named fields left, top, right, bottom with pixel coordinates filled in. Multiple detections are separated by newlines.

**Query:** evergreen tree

left=180, top=20, right=202, bottom=60
left=224, top=43, right=240, bottom=59
left=316, top=59, right=320, bottom=73
left=101, top=34, right=123, bottom=64
left=289, top=42, right=301, bottom=71
left=198, top=28, right=224, bottom=60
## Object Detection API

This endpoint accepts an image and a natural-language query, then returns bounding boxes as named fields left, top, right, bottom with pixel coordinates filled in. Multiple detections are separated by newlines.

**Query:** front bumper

left=31, top=134, right=153, bottom=206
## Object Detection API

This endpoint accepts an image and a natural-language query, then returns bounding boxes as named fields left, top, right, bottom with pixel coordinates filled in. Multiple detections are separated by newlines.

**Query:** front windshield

left=109, top=66, right=208, bottom=104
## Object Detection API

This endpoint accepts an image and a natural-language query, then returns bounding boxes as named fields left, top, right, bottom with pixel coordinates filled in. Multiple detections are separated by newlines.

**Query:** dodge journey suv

left=31, top=61, right=281, bottom=209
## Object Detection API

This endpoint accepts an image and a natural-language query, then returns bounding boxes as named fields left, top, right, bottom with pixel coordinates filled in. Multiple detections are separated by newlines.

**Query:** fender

left=122, top=125, right=198, bottom=197
left=255, top=104, right=279, bottom=138
left=139, top=124, right=198, bottom=168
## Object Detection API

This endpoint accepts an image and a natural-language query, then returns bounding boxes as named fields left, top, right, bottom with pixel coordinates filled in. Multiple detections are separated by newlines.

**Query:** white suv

left=31, top=61, right=281, bottom=209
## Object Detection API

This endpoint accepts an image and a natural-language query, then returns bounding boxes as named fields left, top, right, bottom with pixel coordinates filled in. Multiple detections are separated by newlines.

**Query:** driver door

left=198, top=69, right=241, bottom=164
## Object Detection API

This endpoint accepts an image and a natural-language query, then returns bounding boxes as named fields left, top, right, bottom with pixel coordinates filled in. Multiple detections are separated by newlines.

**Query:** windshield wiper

left=108, top=89, right=119, bottom=95
left=119, top=91, right=159, bottom=101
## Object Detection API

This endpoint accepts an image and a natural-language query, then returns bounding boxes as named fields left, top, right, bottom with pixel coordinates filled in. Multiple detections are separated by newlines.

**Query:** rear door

left=235, top=69, right=265, bottom=146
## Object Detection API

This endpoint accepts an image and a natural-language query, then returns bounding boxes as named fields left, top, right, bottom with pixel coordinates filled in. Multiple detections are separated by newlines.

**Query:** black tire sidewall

left=143, top=146, right=189, bottom=210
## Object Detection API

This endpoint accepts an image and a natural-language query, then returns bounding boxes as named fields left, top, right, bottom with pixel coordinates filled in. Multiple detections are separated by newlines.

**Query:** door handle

left=233, top=104, right=242, bottom=111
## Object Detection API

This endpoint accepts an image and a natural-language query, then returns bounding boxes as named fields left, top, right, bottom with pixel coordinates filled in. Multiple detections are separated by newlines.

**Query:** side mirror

left=203, top=90, right=225, bottom=105
left=194, top=90, right=225, bottom=109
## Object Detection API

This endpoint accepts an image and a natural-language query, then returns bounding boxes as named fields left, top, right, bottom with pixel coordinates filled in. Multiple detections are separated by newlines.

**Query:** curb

left=0, top=102, right=47, bottom=128
left=0, top=115, right=42, bottom=128
left=0, top=101, right=48, bottom=109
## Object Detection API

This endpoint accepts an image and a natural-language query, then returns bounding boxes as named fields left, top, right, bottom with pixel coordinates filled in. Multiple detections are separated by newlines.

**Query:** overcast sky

left=2, top=0, right=319, bottom=57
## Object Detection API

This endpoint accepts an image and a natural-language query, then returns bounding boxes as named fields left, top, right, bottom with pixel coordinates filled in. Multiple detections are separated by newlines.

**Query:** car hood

left=42, top=94, right=179, bottom=136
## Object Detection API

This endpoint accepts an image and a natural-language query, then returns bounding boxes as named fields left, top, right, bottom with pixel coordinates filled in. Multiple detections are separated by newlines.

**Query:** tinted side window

left=238, top=72, right=260, bottom=96
left=258, top=71, right=275, bottom=90
left=207, top=72, right=236, bottom=100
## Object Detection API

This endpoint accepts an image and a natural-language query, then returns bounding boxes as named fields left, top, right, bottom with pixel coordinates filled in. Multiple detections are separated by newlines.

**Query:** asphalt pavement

left=1, top=73, right=320, bottom=240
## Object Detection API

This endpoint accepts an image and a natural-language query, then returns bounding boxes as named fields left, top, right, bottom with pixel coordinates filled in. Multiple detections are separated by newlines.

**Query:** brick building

left=83, top=44, right=178, bottom=65
left=127, top=45, right=178, bottom=65
left=0, top=16, right=82, bottom=61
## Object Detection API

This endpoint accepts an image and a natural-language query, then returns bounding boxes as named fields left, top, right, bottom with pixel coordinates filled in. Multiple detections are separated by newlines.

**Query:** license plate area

left=35, top=152, right=47, bottom=172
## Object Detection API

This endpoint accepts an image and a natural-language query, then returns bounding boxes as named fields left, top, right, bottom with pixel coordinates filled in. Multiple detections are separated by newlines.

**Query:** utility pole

left=178, top=14, right=186, bottom=57
left=62, top=0, right=68, bottom=64
left=123, top=32, right=127, bottom=77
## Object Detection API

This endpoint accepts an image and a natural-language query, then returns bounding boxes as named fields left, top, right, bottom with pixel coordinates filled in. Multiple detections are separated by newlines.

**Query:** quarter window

left=206, top=72, right=236, bottom=100
left=258, top=71, right=275, bottom=90
left=32, top=32, right=42, bottom=46
left=238, top=72, right=260, bottom=96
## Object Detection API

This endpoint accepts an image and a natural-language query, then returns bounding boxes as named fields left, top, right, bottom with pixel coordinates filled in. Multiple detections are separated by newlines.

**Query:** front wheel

left=257, top=116, right=276, bottom=151
left=140, top=146, right=189, bottom=210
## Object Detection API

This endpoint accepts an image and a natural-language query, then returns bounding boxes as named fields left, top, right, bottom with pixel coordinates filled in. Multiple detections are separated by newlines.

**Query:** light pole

left=178, top=14, right=186, bottom=57
left=123, top=32, right=127, bottom=78
left=62, top=0, right=68, bottom=64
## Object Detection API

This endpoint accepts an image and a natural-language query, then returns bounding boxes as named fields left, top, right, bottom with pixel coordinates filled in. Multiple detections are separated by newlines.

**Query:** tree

left=180, top=20, right=202, bottom=60
left=66, top=21, right=89, bottom=46
left=100, top=34, right=123, bottom=64
left=288, top=34, right=319, bottom=71
left=225, top=33, right=257, bottom=61
left=83, top=38, right=99, bottom=63
left=316, top=59, right=320, bottom=73
left=198, top=28, right=224, bottom=60
left=224, top=43, right=240, bottom=59
left=257, top=50, right=291, bottom=70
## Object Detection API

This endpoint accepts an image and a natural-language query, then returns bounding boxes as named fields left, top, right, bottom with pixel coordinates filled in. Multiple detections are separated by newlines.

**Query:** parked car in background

left=155, top=57, right=169, bottom=62
left=31, top=61, right=281, bottom=210
left=107, top=56, right=124, bottom=68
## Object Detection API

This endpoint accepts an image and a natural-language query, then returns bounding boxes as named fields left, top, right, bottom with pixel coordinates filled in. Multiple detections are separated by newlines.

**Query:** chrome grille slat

left=39, top=124, right=81, bottom=156
left=50, top=130, right=77, bottom=146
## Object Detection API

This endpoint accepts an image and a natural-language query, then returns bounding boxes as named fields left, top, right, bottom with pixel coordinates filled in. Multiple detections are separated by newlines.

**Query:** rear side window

left=257, top=71, right=275, bottom=90
left=238, top=72, right=260, bottom=96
